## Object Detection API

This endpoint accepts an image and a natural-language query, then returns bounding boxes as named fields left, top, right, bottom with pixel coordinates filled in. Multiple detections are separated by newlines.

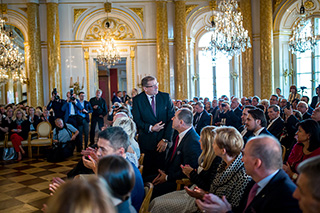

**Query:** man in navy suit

left=196, top=135, right=301, bottom=213
left=297, top=101, right=311, bottom=120
left=193, top=102, right=211, bottom=134
left=132, top=76, right=175, bottom=177
left=310, top=85, right=320, bottom=109
left=150, top=108, right=201, bottom=199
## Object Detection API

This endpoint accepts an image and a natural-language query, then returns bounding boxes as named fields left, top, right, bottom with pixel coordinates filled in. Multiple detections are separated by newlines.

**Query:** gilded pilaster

left=84, top=48, right=90, bottom=100
left=47, top=2, right=62, bottom=96
left=130, top=46, right=135, bottom=88
left=156, top=0, right=170, bottom=93
left=241, top=0, right=254, bottom=97
left=260, top=0, right=273, bottom=99
left=27, top=2, right=43, bottom=106
left=174, top=0, right=187, bottom=100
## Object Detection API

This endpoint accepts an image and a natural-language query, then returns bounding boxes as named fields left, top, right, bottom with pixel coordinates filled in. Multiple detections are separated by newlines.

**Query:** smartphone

left=286, top=102, right=291, bottom=110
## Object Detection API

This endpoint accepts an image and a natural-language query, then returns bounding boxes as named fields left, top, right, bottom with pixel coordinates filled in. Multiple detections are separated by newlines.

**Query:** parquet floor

left=0, top=152, right=81, bottom=213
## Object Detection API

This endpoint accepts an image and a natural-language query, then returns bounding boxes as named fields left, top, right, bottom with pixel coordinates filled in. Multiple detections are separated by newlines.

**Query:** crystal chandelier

left=0, top=13, right=25, bottom=85
left=205, top=0, right=251, bottom=60
left=96, top=2, right=120, bottom=67
left=289, top=1, right=317, bottom=54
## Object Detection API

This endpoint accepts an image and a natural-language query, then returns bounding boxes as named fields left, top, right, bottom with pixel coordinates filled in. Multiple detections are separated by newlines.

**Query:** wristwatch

left=292, top=173, right=298, bottom=181
left=162, top=139, right=168, bottom=143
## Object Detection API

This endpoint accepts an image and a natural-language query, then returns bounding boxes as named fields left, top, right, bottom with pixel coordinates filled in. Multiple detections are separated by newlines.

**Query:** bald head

left=247, top=136, right=283, bottom=171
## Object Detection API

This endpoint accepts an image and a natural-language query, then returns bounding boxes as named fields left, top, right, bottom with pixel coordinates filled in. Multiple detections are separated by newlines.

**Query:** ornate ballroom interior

left=0, top=0, right=319, bottom=106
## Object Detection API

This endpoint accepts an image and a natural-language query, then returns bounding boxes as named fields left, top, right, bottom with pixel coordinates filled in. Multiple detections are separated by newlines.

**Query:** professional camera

left=70, top=88, right=76, bottom=101
left=52, top=88, right=60, bottom=100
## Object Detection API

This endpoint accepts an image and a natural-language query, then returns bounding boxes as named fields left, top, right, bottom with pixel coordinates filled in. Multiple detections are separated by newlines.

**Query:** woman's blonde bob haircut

left=214, top=126, right=244, bottom=157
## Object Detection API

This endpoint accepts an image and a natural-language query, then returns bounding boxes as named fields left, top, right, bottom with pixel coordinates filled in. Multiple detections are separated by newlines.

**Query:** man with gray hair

left=148, top=108, right=201, bottom=199
left=267, top=104, right=284, bottom=139
left=297, top=101, right=311, bottom=120
left=293, top=156, right=320, bottom=213
left=196, top=135, right=301, bottom=213
left=193, top=101, right=211, bottom=134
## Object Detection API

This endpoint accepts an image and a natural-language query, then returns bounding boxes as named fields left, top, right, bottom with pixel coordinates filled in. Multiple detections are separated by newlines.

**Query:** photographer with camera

left=47, top=88, right=66, bottom=122
left=107, top=102, right=122, bottom=122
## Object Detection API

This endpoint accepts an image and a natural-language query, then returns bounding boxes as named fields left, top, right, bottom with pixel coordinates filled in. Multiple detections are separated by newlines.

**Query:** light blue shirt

left=256, top=169, right=279, bottom=195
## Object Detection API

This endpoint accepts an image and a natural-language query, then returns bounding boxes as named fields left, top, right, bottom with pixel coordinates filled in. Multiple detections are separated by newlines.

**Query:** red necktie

left=170, top=135, right=179, bottom=161
left=243, top=183, right=259, bottom=212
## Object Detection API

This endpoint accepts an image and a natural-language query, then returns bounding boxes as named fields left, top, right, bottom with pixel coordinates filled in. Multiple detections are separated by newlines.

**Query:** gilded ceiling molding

left=85, top=18, right=134, bottom=40
left=186, top=4, right=198, bottom=16
left=305, top=0, right=315, bottom=10
left=0, top=4, right=7, bottom=14
left=19, top=7, right=27, bottom=13
left=273, top=0, right=283, bottom=11
left=74, top=8, right=87, bottom=24
left=129, top=8, right=144, bottom=22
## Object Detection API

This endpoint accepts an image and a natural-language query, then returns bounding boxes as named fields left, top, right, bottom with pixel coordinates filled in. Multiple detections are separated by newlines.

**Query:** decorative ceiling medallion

left=74, top=8, right=87, bottom=24
left=129, top=8, right=144, bottom=22
left=85, top=18, right=134, bottom=40
left=186, top=4, right=198, bottom=16
left=305, top=0, right=314, bottom=10
left=19, top=7, right=27, bottom=13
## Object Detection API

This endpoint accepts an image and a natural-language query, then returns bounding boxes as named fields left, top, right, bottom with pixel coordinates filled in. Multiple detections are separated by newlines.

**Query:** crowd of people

left=1, top=76, right=320, bottom=212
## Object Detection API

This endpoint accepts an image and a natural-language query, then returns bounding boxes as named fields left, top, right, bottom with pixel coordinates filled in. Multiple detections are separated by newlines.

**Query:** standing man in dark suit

left=267, top=105, right=284, bottom=139
left=196, top=135, right=301, bottom=213
left=193, top=102, right=211, bottom=135
left=78, top=92, right=93, bottom=149
left=150, top=108, right=201, bottom=198
left=89, top=89, right=108, bottom=146
left=132, top=76, right=175, bottom=177
left=112, top=91, right=123, bottom=104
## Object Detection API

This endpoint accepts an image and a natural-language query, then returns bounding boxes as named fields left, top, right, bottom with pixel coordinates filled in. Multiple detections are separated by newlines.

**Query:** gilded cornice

left=74, top=8, right=87, bottom=24
left=19, top=7, right=27, bottom=13
left=129, top=7, right=144, bottom=22
left=0, top=4, right=7, bottom=14
left=186, top=4, right=198, bottom=16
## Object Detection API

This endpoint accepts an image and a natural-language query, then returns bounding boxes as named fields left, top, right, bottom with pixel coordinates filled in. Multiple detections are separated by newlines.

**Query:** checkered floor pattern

left=0, top=153, right=81, bottom=213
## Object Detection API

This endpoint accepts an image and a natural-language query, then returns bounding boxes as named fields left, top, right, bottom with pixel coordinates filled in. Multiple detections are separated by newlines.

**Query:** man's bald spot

left=247, top=135, right=283, bottom=170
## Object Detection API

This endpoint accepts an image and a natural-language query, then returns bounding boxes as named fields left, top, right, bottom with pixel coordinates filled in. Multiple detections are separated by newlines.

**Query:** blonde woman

left=9, top=108, right=30, bottom=160
left=45, top=177, right=115, bottom=213
left=150, top=126, right=222, bottom=212
left=113, top=116, right=140, bottom=167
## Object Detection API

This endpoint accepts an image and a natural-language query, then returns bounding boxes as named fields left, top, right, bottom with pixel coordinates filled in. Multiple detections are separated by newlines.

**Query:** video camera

left=70, top=88, right=76, bottom=101
left=52, top=88, right=60, bottom=100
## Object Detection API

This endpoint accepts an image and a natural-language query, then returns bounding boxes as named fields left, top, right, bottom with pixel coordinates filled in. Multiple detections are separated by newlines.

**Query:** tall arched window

left=295, top=17, right=320, bottom=98
left=198, top=32, right=231, bottom=99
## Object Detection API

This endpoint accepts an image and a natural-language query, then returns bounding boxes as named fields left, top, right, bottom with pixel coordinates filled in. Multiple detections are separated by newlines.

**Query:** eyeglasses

left=145, top=82, right=159, bottom=88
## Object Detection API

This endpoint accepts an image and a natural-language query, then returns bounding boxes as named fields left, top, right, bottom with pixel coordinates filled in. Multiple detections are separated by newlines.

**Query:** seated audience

left=267, top=105, right=284, bottom=139
left=41, top=108, right=56, bottom=128
left=297, top=101, right=311, bottom=120
left=205, top=101, right=213, bottom=114
left=289, top=85, right=301, bottom=103
left=45, top=177, right=115, bottom=213
left=147, top=108, right=201, bottom=199
left=4, top=107, right=14, bottom=125
left=196, top=135, right=300, bottom=213
left=193, top=102, right=211, bottom=134
left=0, top=114, right=8, bottom=141
left=27, top=107, right=41, bottom=131
left=301, top=96, right=314, bottom=114
left=113, top=117, right=140, bottom=167
left=149, top=126, right=222, bottom=212
left=293, top=156, right=320, bottom=213
left=239, top=105, right=255, bottom=135
left=311, top=107, right=320, bottom=124
left=293, top=110, right=303, bottom=121
left=310, top=84, right=320, bottom=109
left=180, top=127, right=251, bottom=212
left=269, top=94, right=279, bottom=106
left=252, top=96, right=260, bottom=106
left=245, top=98, right=252, bottom=106
left=219, top=101, right=242, bottom=129
left=292, top=98, right=300, bottom=110
left=98, top=155, right=136, bottom=213
left=276, top=87, right=284, bottom=98
left=9, top=108, right=30, bottom=161
left=244, top=108, right=272, bottom=142
left=283, top=119, right=320, bottom=181
left=259, top=99, right=269, bottom=113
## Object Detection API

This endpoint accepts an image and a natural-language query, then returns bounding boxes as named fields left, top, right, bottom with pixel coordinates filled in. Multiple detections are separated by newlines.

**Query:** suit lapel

left=171, top=128, right=192, bottom=161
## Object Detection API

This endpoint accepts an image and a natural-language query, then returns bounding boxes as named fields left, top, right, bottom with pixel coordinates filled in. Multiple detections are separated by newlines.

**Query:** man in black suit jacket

left=244, top=108, right=273, bottom=140
left=310, top=85, right=320, bottom=109
left=193, top=102, right=211, bottom=134
left=297, top=101, right=311, bottom=120
left=267, top=105, right=284, bottom=139
left=150, top=108, right=201, bottom=199
left=78, top=92, right=93, bottom=149
left=196, top=136, right=301, bottom=213
left=132, top=76, right=175, bottom=177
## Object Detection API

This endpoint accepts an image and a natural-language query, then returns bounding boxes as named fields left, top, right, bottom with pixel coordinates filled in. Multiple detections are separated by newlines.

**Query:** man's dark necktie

left=151, top=96, right=156, bottom=116
left=170, top=135, right=179, bottom=161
